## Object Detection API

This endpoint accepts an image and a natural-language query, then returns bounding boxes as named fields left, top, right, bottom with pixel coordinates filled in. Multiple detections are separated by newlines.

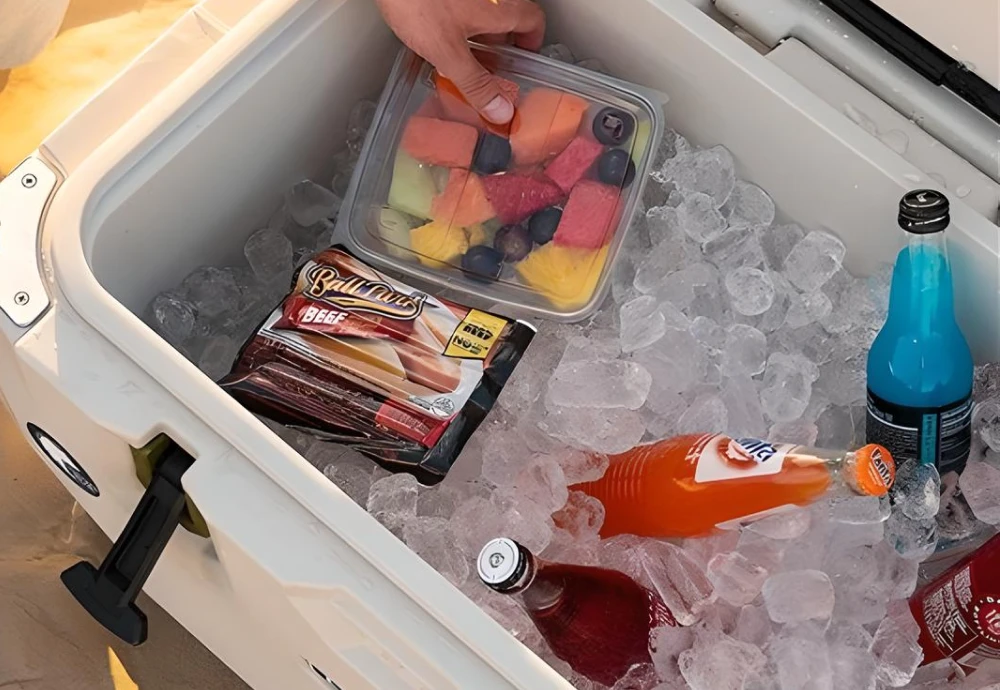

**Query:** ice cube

left=539, top=405, right=647, bottom=455
left=762, top=570, right=835, bottom=623
left=827, top=621, right=874, bottom=650
left=759, top=223, right=806, bottom=271
left=892, top=462, right=941, bottom=521
left=539, top=43, right=575, bottom=62
left=346, top=99, right=377, bottom=148
left=244, top=228, right=294, bottom=284
left=656, top=263, right=718, bottom=310
left=760, top=352, right=817, bottom=422
left=707, top=552, right=769, bottom=606
left=650, top=625, right=695, bottom=682
left=547, top=360, right=652, bottom=410
left=553, top=449, right=609, bottom=485
left=403, top=517, right=470, bottom=587
left=691, top=317, right=727, bottom=354
left=785, top=290, right=833, bottom=329
left=906, top=659, right=965, bottom=688
left=721, top=324, right=767, bottom=377
left=677, top=629, right=766, bottom=690
left=552, top=491, right=605, bottom=538
left=677, top=395, right=729, bottom=435
left=815, top=404, right=856, bottom=448
left=632, top=328, right=704, bottom=394
left=285, top=180, right=341, bottom=227
left=367, top=474, right=419, bottom=534
left=634, top=239, right=687, bottom=294
left=452, top=496, right=505, bottom=553
left=783, top=231, right=847, bottom=292
left=197, top=335, right=239, bottom=381
left=733, top=604, right=772, bottom=646
left=514, top=455, right=569, bottom=514
left=701, top=225, right=766, bottom=273
left=745, top=507, right=812, bottom=540
left=620, top=295, right=667, bottom=353
left=872, top=601, right=924, bottom=687
left=873, top=540, right=920, bottom=600
left=575, top=57, right=610, bottom=74
left=677, top=192, right=728, bottom=243
left=323, top=460, right=375, bottom=507
left=494, top=490, right=555, bottom=553
left=723, top=376, right=768, bottom=438
left=480, top=425, right=532, bottom=488
left=768, top=420, right=819, bottom=446
left=976, top=401, right=1000, bottom=452
left=725, top=267, right=775, bottom=316
left=149, top=293, right=196, bottom=345
left=829, top=495, right=890, bottom=525
left=829, top=643, right=877, bottom=690
left=182, top=266, right=241, bottom=320
left=959, top=460, right=1000, bottom=524
left=769, top=630, right=833, bottom=690
left=722, top=181, right=775, bottom=229
left=636, top=540, right=715, bottom=625
left=885, top=511, right=938, bottom=561
left=661, top=146, right=737, bottom=208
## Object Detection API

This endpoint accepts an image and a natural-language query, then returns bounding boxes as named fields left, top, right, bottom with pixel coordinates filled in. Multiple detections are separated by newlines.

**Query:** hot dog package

left=220, top=247, right=535, bottom=484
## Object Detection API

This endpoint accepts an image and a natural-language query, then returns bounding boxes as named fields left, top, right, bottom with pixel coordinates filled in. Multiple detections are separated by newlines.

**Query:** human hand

left=374, top=0, right=545, bottom=124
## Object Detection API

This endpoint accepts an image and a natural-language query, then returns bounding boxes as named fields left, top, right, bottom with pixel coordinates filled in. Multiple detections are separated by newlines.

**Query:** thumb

left=441, top=47, right=514, bottom=125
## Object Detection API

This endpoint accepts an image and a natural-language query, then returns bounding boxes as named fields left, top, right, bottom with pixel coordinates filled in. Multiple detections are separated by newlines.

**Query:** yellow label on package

left=445, top=309, right=508, bottom=359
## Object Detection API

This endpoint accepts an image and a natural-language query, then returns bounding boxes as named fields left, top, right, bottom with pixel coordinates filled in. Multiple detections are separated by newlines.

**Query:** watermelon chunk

left=544, top=136, right=605, bottom=193
left=435, top=73, right=520, bottom=135
left=481, top=173, right=564, bottom=225
left=430, top=169, right=496, bottom=227
left=400, top=116, right=478, bottom=168
left=553, top=181, right=620, bottom=249
left=509, top=89, right=589, bottom=166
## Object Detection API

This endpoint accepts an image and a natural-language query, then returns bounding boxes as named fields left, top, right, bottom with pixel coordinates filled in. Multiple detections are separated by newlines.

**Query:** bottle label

left=693, top=436, right=792, bottom=484
left=866, top=390, right=972, bottom=475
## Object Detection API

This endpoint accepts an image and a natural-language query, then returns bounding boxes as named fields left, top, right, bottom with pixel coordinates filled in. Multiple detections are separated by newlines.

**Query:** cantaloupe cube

left=400, top=116, right=478, bottom=168
left=430, top=169, right=496, bottom=227
left=509, top=89, right=589, bottom=166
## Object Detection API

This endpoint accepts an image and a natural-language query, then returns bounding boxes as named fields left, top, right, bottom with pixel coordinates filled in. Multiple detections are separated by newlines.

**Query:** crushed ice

left=138, top=61, right=1000, bottom=690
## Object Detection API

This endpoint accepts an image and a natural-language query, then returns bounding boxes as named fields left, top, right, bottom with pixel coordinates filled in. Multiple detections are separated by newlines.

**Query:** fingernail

left=483, top=95, right=514, bottom=124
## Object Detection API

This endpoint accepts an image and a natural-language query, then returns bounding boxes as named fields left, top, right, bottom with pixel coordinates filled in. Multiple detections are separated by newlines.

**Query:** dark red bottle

left=910, top=531, right=1000, bottom=674
left=477, top=537, right=676, bottom=686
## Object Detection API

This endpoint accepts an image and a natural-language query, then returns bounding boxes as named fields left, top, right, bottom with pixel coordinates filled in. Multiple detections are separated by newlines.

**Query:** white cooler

left=0, top=0, right=997, bottom=688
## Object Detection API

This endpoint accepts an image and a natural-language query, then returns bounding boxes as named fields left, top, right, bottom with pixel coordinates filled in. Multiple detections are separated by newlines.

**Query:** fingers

left=439, top=46, right=515, bottom=124
left=497, top=0, right=546, bottom=51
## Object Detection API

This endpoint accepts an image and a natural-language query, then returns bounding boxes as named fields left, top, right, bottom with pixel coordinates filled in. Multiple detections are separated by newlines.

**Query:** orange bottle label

left=693, top=436, right=793, bottom=484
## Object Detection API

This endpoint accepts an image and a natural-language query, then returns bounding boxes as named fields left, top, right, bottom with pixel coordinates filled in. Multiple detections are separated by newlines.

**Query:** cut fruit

left=400, top=116, right=478, bottom=168
left=376, top=207, right=419, bottom=259
left=435, top=73, right=520, bottom=135
left=410, top=220, right=469, bottom=268
left=388, top=151, right=438, bottom=220
left=544, top=135, right=605, bottom=193
left=553, top=180, right=620, bottom=249
left=516, top=244, right=609, bottom=310
left=430, top=169, right=496, bottom=227
left=509, top=88, right=589, bottom=166
left=481, top=173, right=565, bottom=225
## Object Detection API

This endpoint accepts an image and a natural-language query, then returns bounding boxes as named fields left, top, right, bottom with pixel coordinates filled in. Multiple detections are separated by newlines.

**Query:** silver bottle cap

left=477, top=538, right=528, bottom=592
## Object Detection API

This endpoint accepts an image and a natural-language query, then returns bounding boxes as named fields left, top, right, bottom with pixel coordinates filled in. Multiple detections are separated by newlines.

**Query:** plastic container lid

left=337, top=43, right=665, bottom=322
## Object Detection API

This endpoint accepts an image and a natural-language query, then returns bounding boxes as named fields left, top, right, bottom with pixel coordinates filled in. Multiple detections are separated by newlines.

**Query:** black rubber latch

left=60, top=443, right=196, bottom=646
left=819, top=0, right=1000, bottom=125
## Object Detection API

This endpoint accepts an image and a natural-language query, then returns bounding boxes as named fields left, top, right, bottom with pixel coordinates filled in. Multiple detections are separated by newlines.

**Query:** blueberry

left=461, top=245, right=504, bottom=280
left=494, top=225, right=533, bottom=261
left=528, top=207, right=562, bottom=245
left=597, top=149, right=636, bottom=187
left=592, top=107, right=635, bottom=146
left=472, top=133, right=512, bottom=175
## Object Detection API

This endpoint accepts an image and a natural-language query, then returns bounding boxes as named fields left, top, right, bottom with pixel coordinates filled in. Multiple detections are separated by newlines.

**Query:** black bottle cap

left=898, top=189, right=950, bottom=234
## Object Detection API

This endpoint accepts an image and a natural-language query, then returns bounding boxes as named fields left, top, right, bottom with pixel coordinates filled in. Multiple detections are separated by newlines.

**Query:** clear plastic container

left=337, top=42, right=665, bottom=322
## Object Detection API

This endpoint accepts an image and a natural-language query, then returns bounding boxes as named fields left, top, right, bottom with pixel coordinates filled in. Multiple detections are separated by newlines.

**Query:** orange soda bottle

left=573, top=434, right=896, bottom=539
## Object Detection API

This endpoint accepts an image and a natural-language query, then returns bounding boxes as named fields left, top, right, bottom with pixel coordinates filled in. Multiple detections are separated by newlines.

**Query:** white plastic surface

left=5, top=0, right=1000, bottom=688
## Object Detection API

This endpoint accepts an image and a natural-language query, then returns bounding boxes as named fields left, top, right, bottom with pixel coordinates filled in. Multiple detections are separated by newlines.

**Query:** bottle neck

left=519, top=560, right=566, bottom=613
left=888, top=230, right=955, bottom=330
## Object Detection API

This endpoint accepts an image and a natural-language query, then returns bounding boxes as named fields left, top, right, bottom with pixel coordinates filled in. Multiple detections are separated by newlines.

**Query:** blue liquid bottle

left=866, top=190, right=973, bottom=476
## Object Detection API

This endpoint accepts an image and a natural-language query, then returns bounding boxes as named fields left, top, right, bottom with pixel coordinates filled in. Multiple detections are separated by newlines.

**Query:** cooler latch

left=60, top=442, right=196, bottom=646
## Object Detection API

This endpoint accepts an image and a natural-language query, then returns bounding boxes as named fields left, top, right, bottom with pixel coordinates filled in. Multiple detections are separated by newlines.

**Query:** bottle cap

left=849, top=444, right=896, bottom=496
left=477, top=538, right=529, bottom=592
left=898, top=190, right=950, bottom=234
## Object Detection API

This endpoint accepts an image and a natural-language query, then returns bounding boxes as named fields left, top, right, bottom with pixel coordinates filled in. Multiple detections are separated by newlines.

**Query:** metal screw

left=22, top=174, right=36, bottom=188
left=13, top=292, right=29, bottom=306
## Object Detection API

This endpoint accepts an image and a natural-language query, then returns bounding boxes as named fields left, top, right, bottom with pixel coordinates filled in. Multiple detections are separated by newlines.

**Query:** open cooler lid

left=821, top=0, right=1000, bottom=124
